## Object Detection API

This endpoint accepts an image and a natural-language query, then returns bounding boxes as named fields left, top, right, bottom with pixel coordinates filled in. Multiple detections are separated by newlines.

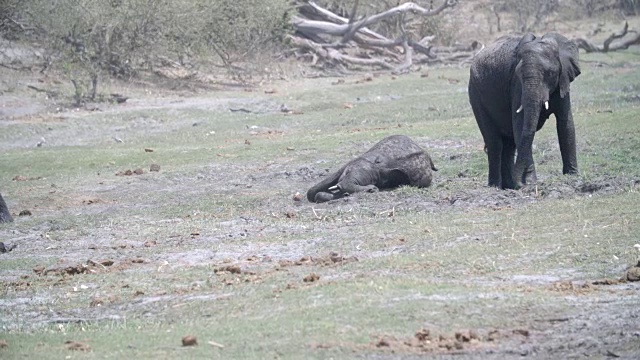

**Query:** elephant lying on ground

left=307, top=135, right=437, bottom=203
left=0, top=193, right=13, bottom=223
left=469, top=32, right=581, bottom=189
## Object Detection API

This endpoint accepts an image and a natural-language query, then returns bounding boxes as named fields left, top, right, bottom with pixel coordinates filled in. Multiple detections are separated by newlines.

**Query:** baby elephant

left=0, top=192, right=13, bottom=223
left=307, top=135, right=437, bottom=203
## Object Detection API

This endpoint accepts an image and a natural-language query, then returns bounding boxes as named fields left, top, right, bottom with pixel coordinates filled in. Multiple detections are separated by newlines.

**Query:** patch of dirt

left=592, top=278, right=624, bottom=286
left=214, top=265, right=243, bottom=274
left=65, top=340, right=91, bottom=351
left=89, top=295, right=120, bottom=307
left=3, top=280, right=31, bottom=291
left=115, top=168, right=145, bottom=176
left=32, top=259, right=128, bottom=276
left=549, top=281, right=594, bottom=294
left=312, top=327, right=532, bottom=355
left=0, top=95, right=50, bottom=119
left=277, top=252, right=358, bottom=268
left=303, top=273, right=320, bottom=282
left=532, top=175, right=638, bottom=200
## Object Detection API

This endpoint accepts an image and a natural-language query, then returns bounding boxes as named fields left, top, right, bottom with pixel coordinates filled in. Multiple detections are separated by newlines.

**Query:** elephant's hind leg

left=484, top=138, right=504, bottom=188
left=469, top=84, right=504, bottom=188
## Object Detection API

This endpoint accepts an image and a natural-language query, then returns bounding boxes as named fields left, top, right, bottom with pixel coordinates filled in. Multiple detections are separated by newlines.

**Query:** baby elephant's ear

left=544, top=32, right=581, bottom=98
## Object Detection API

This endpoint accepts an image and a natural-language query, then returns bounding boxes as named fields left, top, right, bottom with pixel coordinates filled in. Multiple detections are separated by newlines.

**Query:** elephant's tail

left=306, top=164, right=347, bottom=202
left=429, top=155, right=438, bottom=172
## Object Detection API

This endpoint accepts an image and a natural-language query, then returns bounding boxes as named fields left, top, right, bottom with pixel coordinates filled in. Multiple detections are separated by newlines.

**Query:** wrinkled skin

left=469, top=32, right=581, bottom=189
left=0, top=192, right=13, bottom=223
left=307, top=135, right=437, bottom=203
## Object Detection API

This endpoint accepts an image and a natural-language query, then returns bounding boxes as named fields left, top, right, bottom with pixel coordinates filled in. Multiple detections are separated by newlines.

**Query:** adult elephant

left=0, top=192, right=12, bottom=223
left=468, top=32, right=581, bottom=189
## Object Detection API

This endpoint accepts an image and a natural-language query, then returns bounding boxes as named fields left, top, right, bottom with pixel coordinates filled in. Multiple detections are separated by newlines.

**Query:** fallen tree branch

left=341, top=0, right=360, bottom=44
left=293, top=1, right=457, bottom=39
left=300, top=1, right=390, bottom=42
left=289, top=0, right=469, bottom=73
left=26, top=84, right=60, bottom=98
left=288, top=35, right=395, bottom=70
left=574, top=21, right=640, bottom=53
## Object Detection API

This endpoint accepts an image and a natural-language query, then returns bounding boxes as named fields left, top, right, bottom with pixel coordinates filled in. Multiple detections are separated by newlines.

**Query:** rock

left=182, top=335, right=198, bottom=346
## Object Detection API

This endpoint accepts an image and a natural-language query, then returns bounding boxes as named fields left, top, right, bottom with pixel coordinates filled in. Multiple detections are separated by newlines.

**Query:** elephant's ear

left=544, top=32, right=581, bottom=98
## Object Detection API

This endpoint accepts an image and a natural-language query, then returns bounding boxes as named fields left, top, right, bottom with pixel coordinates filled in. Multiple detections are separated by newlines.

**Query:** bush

left=0, top=0, right=39, bottom=40
left=617, top=0, right=640, bottom=15
left=2, top=0, right=292, bottom=98
left=197, top=1, right=292, bottom=66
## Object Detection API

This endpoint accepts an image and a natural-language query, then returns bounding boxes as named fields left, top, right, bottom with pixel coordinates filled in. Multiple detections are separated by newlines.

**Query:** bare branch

left=293, top=1, right=457, bottom=40
left=303, top=1, right=390, bottom=41
left=288, top=35, right=395, bottom=70
left=340, top=0, right=360, bottom=44
left=574, top=21, right=640, bottom=53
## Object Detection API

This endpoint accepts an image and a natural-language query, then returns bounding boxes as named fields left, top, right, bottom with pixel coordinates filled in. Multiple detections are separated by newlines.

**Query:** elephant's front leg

left=314, top=182, right=377, bottom=203
left=522, top=157, right=537, bottom=184
left=337, top=183, right=379, bottom=194
left=332, top=162, right=380, bottom=195
left=510, top=148, right=537, bottom=187
left=554, top=95, right=579, bottom=175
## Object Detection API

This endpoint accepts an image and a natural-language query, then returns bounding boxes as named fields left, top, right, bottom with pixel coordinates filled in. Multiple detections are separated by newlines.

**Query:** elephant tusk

left=515, top=105, right=523, bottom=113
left=328, top=185, right=338, bottom=192
left=544, top=101, right=549, bottom=110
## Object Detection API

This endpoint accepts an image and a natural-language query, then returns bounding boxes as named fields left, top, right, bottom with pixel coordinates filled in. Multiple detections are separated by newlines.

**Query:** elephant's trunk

left=306, top=163, right=348, bottom=202
left=513, top=78, right=543, bottom=188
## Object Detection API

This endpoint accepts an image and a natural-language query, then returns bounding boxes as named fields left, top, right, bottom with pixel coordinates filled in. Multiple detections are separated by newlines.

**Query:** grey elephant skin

left=469, top=32, right=581, bottom=189
left=0, top=192, right=13, bottom=223
left=307, top=135, right=437, bottom=203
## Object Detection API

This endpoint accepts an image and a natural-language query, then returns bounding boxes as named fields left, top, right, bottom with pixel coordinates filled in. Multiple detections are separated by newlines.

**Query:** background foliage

left=1, top=0, right=639, bottom=91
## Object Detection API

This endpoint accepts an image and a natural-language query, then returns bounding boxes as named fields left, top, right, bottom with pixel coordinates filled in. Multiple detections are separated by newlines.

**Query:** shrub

left=2, top=0, right=292, bottom=99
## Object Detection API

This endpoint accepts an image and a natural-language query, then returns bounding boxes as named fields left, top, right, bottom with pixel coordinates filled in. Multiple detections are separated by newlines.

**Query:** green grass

left=1, top=49, right=640, bottom=358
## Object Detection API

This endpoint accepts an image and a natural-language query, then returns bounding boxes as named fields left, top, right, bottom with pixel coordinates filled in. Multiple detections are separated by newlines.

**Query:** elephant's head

left=512, top=32, right=581, bottom=186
